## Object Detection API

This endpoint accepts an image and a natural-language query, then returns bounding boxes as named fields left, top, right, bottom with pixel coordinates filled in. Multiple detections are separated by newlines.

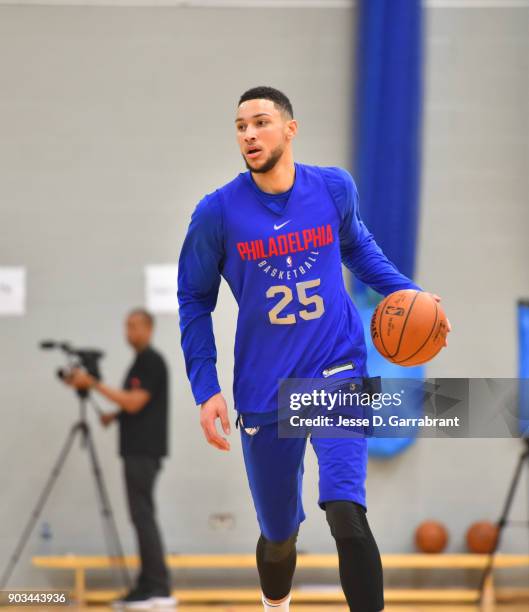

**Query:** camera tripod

left=1, top=393, right=131, bottom=592
left=478, top=437, right=529, bottom=606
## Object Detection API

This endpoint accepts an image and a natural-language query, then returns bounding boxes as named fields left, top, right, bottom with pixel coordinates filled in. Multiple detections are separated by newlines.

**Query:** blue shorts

left=240, top=421, right=368, bottom=542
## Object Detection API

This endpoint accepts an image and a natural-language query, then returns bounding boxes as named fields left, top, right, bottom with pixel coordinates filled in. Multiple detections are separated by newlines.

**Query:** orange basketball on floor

left=370, top=290, right=448, bottom=366
left=415, top=521, right=449, bottom=554
left=466, top=521, right=499, bottom=554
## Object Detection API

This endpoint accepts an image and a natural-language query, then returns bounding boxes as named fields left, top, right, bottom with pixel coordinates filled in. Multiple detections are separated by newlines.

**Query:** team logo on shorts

left=244, top=426, right=260, bottom=436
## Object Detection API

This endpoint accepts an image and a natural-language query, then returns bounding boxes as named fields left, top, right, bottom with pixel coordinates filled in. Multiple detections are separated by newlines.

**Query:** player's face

left=235, top=99, right=294, bottom=173
left=125, top=314, right=152, bottom=349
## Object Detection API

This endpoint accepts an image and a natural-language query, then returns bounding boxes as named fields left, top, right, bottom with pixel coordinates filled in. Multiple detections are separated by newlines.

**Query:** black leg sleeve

left=325, top=501, right=384, bottom=612
left=256, top=531, right=298, bottom=601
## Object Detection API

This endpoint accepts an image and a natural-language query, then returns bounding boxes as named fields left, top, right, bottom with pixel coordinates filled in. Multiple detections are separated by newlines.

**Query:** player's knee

left=256, top=531, right=298, bottom=601
left=325, top=500, right=369, bottom=541
left=257, top=530, right=298, bottom=563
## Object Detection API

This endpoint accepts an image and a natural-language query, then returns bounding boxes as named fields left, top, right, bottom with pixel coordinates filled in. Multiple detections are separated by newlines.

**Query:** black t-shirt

left=119, top=346, right=169, bottom=458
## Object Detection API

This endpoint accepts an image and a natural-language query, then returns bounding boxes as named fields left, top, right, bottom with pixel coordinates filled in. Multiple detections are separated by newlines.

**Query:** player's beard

left=243, top=144, right=284, bottom=174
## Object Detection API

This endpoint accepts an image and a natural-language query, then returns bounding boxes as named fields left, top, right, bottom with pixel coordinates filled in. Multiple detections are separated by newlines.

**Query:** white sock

left=262, top=593, right=291, bottom=610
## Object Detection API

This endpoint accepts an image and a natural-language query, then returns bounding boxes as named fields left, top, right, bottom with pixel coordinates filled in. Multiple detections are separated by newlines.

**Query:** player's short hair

left=128, top=308, right=154, bottom=327
left=238, top=86, right=294, bottom=119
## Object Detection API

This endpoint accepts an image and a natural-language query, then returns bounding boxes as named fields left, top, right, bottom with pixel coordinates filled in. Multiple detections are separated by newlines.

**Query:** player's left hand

left=431, top=294, right=451, bottom=347
left=65, top=368, right=96, bottom=390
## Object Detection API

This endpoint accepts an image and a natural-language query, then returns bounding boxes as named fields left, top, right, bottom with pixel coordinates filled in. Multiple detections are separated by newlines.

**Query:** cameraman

left=65, top=308, right=174, bottom=609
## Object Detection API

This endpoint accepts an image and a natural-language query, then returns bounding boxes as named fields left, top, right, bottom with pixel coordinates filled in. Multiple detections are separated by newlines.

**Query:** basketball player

left=178, top=87, right=450, bottom=612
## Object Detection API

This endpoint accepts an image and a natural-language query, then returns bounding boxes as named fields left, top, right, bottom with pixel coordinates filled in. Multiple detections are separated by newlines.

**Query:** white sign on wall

left=0, top=267, right=26, bottom=316
left=145, top=264, right=179, bottom=314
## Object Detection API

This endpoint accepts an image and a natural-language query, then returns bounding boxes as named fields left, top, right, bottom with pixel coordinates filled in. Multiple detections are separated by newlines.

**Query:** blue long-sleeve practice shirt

left=178, top=164, right=421, bottom=418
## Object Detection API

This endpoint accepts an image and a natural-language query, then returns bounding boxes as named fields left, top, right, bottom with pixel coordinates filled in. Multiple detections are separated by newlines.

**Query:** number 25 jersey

left=178, top=163, right=419, bottom=417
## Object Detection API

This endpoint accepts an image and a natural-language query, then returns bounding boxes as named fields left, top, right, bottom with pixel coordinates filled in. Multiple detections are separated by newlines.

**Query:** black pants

left=123, top=455, right=170, bottom=595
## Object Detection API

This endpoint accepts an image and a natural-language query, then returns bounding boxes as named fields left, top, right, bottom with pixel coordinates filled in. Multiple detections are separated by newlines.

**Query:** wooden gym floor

left=90, top=606, right=527, bottom=611
left=3, top=605, right=529, bottom=611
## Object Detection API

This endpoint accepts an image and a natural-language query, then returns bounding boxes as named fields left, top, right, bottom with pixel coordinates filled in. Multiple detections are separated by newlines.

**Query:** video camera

left=40, top=340, right=104, bottom=382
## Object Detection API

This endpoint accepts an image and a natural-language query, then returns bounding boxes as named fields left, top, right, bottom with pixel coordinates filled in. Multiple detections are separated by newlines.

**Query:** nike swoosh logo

left=274, top=220, right=292, bottom=231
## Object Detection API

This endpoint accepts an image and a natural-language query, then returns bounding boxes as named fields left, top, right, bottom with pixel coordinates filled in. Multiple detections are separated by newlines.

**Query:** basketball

left=415, top=521, right=449, bottom=554
left=370, top=290, right=448, bottom=366
left=466, top=521, right=499, bottom=554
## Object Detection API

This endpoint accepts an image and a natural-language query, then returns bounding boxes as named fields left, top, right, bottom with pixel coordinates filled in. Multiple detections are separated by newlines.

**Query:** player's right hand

left=200, top=393, right=231, bottom=451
